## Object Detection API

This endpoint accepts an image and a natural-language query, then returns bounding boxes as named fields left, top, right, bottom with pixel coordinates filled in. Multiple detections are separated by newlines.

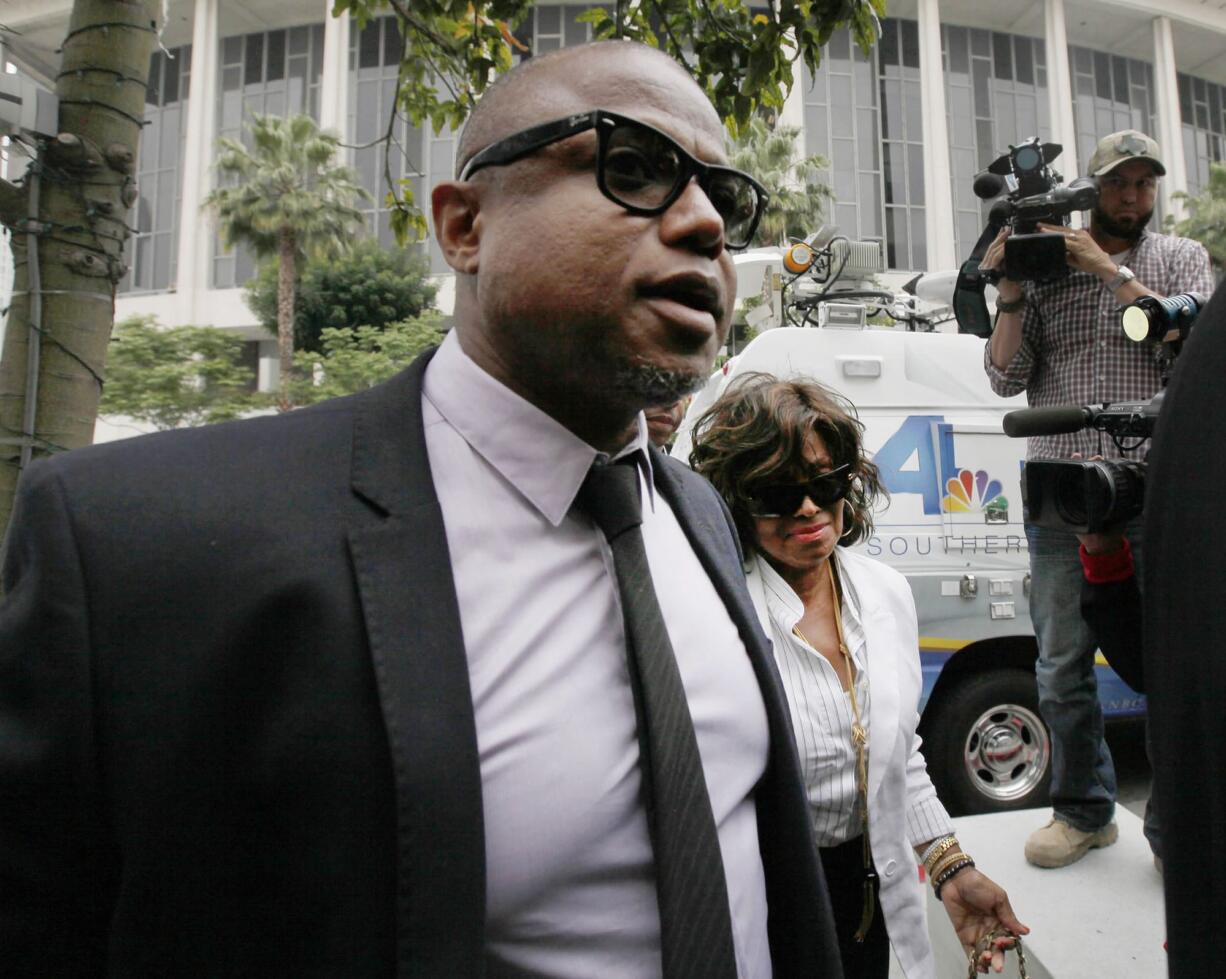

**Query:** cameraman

left=981, top=129, right=1213, bottom=871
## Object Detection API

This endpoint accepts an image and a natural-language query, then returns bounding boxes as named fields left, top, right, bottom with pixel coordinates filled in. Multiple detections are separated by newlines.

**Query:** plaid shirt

left=985, top=229, right=1214, bottom=460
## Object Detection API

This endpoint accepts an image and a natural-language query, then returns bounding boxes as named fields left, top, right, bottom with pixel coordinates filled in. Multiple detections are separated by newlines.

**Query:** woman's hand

left=939, top=867, right=1029, bottom=973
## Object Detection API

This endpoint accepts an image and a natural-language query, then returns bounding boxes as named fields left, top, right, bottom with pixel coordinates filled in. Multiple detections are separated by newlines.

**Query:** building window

left=212, top=24, right=326, bottom=289
left=802, top=20, right=934, bottom=273
left=1179, top=72, right=1226, bottom=197
left=943, top=26, right=1049, bottom=261
left=346, top=10, right=594, bottom=273
left=802, top=31, right=884, bottom=264
left=1070, top=46, right=1156, bottom=166
left=510, top=3, right=596, bottom=54
left=121, top=46, right=190, bottom=294
left=877, top=18, right=926, bottom=271
left=347, top=16, right=460, bottom=272
left=1069, top=45, right=1158, bottom=223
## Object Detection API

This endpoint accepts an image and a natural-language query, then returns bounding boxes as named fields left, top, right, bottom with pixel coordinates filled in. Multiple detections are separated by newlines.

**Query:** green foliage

left=1174, top=163, right=1226, bottom=267
left=246, top=241, right=438, bottom=354
left=290, top=313, right=449, bottom=405
left=333, top=0, right=883, bottom=241
left=204, top=114, right=371, bottom=262
left=205, top=113, right=373, bottom=403
left=100, top=316, right=266, bottom=429
left=730, top=117, right=833, bottom=247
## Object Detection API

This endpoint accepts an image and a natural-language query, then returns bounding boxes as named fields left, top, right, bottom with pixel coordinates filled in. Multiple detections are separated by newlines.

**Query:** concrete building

left=2, top=0, right=1225, bottom=392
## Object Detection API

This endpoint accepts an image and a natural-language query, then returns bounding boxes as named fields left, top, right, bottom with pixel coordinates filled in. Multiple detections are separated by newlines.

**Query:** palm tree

left=730, top=117, right=834, bottom=248
left=205, top=114, right=370, bottom=408
left=1174, top=163, right=1226, bottom=268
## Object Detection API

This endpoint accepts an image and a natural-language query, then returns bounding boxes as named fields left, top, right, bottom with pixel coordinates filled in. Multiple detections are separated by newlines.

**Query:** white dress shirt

left=752, top=551, right=952, bottom=851
left=756, top=553, right=872, bottom=846
left=421, top=331, right=772, bottom=979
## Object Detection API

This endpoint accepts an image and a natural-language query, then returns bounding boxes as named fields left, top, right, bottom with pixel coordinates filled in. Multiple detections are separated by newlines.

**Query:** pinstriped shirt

left=755, top=554, right=953, bottom=849
left=984, top=229, right=1214, bottom=461
left=760, top=554, right=868, bottom=846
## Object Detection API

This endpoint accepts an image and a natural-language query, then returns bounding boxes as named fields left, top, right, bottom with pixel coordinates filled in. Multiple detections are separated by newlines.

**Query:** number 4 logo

left=873, top=416, right=958, bottom=516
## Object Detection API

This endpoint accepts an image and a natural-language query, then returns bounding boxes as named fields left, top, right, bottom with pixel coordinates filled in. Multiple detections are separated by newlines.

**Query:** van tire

left=923, top=669, right=1052, bottom=816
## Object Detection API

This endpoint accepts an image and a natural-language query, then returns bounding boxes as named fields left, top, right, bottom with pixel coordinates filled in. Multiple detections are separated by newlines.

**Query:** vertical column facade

left=1151, top=16, right=1188, bottom=222
left=917, top=0, right=956, bottom=270
left=779, top=57, right=806, bottom=133
left=1043, top=0, right=1078, bottom=179
left=319, top=6, right=351, bottom=141
left=174, top=0, right=219, bottom=320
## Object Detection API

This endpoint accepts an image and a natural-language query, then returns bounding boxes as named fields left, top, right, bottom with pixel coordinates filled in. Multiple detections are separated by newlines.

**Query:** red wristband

left=1079, top=537, right=1134, bottom=584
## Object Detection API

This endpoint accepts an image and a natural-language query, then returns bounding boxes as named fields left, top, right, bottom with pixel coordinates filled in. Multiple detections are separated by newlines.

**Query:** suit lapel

left=347, top=352, right=486, bottom=978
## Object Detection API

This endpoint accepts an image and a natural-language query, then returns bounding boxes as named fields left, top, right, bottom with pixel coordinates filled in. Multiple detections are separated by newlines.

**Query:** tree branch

left=648, top=0, right=694, bottom=75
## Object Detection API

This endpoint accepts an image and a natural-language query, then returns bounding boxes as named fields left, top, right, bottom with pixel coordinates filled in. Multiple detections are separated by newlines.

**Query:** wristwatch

left=1106, top=265, right=1136, bottom=291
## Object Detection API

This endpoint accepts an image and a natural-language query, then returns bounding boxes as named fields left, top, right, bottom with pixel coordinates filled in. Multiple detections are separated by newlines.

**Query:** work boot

left=1024, top=818, right=1118, bottom=868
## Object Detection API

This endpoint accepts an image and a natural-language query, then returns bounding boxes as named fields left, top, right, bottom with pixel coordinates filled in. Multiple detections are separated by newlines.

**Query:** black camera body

left=989, top=181, right=1100, bottom=282
left=1002, top=293, right=1208, bottom=533
left=953, top=138, right=1100, bottom=335
left=1005, top=391, right=1166, bottom=534
left=976, top=138, right=1099, bottom=284
left=1021, top=458, right=1148, bottom=535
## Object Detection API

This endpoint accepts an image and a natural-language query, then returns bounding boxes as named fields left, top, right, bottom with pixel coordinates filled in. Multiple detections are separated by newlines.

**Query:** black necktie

left=577, top=457, right=738, bottom=979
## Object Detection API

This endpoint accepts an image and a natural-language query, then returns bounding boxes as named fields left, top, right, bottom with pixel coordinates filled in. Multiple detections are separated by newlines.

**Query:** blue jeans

left=1025, top=522, right=1122, bottom=832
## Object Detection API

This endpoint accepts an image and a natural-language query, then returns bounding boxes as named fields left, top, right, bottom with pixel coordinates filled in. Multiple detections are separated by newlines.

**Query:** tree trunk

left=276, top=228, right=297, bottom=410
left=0, top=0, right=161, bottom=537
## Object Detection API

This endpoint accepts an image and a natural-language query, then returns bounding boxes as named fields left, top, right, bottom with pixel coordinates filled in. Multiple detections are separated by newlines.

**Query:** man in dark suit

left=0, top=40, right=841, bottom=978
left=1142, top=279, right=1226, bottom=977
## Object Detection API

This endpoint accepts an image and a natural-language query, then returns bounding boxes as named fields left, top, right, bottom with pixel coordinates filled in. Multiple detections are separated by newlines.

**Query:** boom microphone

left=973, top=172, right=1006, bottom=200
left=1003, top=405, right=1092, bottom=438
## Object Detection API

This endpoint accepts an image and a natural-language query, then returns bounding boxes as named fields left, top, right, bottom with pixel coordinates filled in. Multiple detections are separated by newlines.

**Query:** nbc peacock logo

left=942, top=469, right=1010, bottom=522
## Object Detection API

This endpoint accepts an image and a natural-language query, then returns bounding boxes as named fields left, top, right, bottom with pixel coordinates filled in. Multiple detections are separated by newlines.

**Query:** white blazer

left=745, top=547, right=950, bottom=979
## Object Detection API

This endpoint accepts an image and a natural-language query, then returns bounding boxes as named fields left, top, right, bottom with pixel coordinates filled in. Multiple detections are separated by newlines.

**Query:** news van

left=670, top=246, right=1144, bottom=815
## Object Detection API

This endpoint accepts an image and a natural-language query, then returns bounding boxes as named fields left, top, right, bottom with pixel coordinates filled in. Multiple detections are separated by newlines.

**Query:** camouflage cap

left=1086, top=129, right=1166, bottom=177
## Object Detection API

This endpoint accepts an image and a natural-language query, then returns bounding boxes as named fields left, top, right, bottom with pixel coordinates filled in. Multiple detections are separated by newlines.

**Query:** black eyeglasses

left=745, top=464, right=854, bottom=518
left=458, top=109, right=769, bottom=250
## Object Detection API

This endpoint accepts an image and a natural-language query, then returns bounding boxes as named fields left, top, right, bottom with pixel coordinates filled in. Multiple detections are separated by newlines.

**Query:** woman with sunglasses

left=690, top=373, right=1026, bottom=979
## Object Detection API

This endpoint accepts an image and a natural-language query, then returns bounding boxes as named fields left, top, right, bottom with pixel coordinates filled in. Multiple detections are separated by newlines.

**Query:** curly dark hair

left=689, top=372, right=886, bottom=554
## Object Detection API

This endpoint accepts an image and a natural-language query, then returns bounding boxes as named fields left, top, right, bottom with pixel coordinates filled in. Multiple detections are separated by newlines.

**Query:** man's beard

left=1092, top=204, right=1152, bottom=243
left=612, top=361, right=707, bottom=407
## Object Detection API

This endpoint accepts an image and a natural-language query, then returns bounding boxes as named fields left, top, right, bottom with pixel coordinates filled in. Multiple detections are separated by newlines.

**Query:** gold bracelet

left=922, top=835, right=959, bottom=874
left=929, top=848, right=969, bottom=882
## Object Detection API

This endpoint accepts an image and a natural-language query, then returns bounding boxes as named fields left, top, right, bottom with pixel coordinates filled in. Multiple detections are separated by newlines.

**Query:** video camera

left=974, top=138, right=1100, bottom=283
left=1003, top=293, right=1207, bottom=533
left=952, top=138, right=1099, bottom=336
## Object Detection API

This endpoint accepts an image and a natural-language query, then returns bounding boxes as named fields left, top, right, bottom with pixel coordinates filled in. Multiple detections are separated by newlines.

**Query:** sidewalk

left=891, top=806, right=1166, bottom=977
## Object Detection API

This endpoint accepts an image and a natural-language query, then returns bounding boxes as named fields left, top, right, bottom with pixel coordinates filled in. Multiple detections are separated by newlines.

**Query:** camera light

left=1121, top=293, right=1206, bottom=344
left=783, top=242, right=814, bottom=274
left=1121, top=304, right=1152, bottom=342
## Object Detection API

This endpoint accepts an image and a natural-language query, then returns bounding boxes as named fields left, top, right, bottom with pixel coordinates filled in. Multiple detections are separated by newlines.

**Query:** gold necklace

left=793, top=560, right=874, bottom=941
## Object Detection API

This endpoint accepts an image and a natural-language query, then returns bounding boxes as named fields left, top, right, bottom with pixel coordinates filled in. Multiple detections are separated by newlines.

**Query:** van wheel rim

left=962, top=704, right=1051, bottom=803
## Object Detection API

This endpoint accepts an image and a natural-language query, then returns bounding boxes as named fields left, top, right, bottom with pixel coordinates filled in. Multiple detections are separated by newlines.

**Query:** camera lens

left=1053, top=465, right=1087, bottom=526
left=1014, top=146, right=1041, bottom=171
